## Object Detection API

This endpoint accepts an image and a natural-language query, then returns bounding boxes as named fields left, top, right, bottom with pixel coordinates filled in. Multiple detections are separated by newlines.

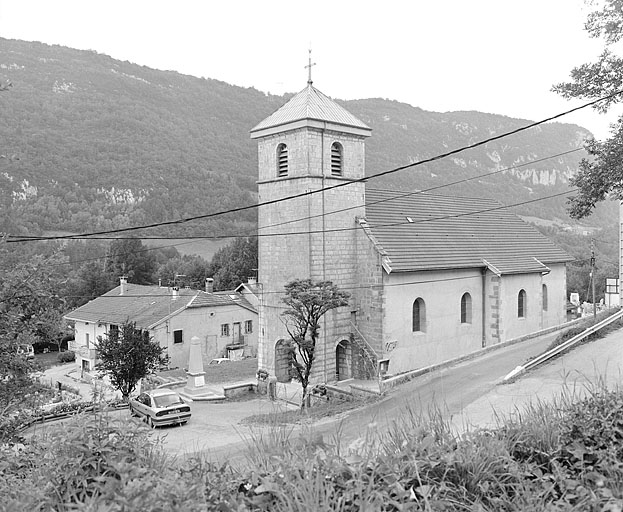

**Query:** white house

left=64, top=278, right=258, bottom=375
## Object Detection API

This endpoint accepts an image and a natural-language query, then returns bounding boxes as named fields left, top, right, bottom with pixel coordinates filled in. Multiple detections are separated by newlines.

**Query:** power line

left=61, top=272, right=485, bottom=300
left=13, top=147, right=585, bottom=244
left=12, top=186, right=579, bottom=273
left=256, top=147, right=584, bottom=234
left=8, top=148, right=585, bottom=244
left=5, top=89, right=620, bottom=244
left=21, top=186, right=580, bottom=260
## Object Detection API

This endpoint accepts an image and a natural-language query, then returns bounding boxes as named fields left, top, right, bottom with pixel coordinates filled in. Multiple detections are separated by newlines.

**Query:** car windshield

left=152, top=394, right=184, bottom=408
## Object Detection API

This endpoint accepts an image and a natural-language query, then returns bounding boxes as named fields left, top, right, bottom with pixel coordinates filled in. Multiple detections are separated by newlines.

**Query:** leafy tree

left=64, top=261, right=116, bottom=309
left=151, top=245, right=181, bottom=266
left=156, top=254, right=210, bottom=289
left=0, top=257, right=65, bottom=418
left=553, top=0, right=623, bottom=218
left=535, top=222, right=619, bottom=301
left=105, top=238, right=156, bottom=285
left=281, top=279, right=350, bottom=408
left=95, top=321, right=168, bottom=401
left=208, top=237, right=257, bottom=291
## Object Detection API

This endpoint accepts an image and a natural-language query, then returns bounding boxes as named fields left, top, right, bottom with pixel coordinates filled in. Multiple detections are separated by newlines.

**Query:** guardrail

left=503, top=308, right=623, bottom=382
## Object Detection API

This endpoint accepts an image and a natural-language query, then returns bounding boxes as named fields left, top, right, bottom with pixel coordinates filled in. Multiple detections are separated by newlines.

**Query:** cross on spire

left=305, top=48, right=316, bottom=85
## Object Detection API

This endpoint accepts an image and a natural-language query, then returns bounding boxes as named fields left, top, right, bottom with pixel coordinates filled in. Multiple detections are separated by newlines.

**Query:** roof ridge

left=250, top=84, right=370, bottom=133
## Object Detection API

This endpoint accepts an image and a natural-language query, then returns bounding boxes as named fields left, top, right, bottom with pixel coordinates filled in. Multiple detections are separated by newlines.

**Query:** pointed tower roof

left=250, top=84, right=371, bottom=139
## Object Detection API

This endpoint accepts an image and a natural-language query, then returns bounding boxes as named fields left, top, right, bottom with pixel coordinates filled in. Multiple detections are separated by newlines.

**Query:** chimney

left=172, top=286, right=179, bottom=300
left=205, top=277, right=214, bottom=293
left=247, top=277, right=257, bottom=285
left=119, top=276, right=127, bottom=295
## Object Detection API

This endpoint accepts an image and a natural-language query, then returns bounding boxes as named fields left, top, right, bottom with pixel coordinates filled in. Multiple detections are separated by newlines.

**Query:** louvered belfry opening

left=277, top=143, right=288, bottom=177
left=330, top=142, right=342, bottom=176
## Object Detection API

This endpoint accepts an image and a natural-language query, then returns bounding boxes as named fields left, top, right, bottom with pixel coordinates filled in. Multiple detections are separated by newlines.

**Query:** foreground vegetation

left=3, top=380, right=623, bottom=511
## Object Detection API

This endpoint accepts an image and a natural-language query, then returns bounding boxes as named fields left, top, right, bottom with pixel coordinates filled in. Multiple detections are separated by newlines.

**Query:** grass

left=242, top=394, right=381, bottom=424
left=33, top=350, right=74, bottom=371
left=546, top=308, right=623, bottom=354
left=144, top=238, right=229, bottom=261
left=7, top=379, right=623, bottom=510
left=157, top=357, right=258, bottom=384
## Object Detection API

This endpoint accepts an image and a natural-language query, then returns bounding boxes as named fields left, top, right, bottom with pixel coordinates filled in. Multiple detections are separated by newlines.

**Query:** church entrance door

left=336, top=340, right=351, bottom=381
left=274, top=339, right=291, bottom=383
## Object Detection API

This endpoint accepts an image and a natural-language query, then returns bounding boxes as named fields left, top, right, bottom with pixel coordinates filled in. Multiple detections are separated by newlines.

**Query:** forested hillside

left=0, top=37, right=614, bottom=242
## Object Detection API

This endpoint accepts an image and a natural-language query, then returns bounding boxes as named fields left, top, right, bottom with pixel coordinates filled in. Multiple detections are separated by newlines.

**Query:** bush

left=0, top=412, right=207, bottom=510
left=548, top=309, right=623, bottom=351
left=57, top=350, right=75, bottom=363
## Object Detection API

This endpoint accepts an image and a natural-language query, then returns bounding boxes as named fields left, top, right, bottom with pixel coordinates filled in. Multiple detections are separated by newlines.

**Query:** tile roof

left=191, top=291, right=257, bottom=313
left=64, top=284, right=195, bottom=329
left=250, top=84, right=370, bottom=133
left=235, top=281, right=260, bottom=296
left=65, top=285, right=257, bottom=328
left=364, top=188, right=574, bottom=274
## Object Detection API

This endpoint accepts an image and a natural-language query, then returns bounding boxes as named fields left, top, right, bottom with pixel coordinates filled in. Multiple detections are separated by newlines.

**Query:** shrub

left=548, top=309, right=623, bottom=351
left=57, top=350, right=75, bottom=363
left=0, top=412, right=207, bottom=511
left=6, top=379, right=623, bottom=510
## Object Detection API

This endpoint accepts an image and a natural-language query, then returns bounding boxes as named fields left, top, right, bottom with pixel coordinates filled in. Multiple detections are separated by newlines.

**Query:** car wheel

left=147, top=416, right=154, bottom=429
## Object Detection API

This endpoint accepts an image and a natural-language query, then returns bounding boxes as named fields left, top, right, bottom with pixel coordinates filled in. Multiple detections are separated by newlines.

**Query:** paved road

left=31, top=327, right=623, bottom=467
left=207, top=327, right=623, bottom=464
left=311, top=331, right=563, bottom=445
left=151, top=330, right=569, bottom=463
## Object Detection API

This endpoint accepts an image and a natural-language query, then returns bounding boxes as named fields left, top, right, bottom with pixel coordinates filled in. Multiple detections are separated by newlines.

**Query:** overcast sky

left=1, top=0, right=620, bottom=139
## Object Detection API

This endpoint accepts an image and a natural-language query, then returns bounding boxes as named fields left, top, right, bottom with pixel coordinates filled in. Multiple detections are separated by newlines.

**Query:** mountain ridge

left=0, top=37, right=612, bottom=239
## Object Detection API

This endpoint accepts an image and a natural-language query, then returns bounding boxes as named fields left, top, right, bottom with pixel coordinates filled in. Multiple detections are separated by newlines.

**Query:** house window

left=173, top=329, right=183, bottom=344
left=85, top=332, right=90, bottom=348
left=109, top=324, right=118, bottom=334
left=412, top=298, right=426, bottom=332
left=542, top=284, right=548, bottom=311
left=221, top=324, right=230, bottom=337
left=331, top=142, right=343, bottom=176
left=518, top=289, right=527, bottom=318
left=606, top=279, right=619, bottom=294
left=277, top=143, right=288, bottom=177
left=461, top=292, right=472, bottom=324
left=244, top=320, right=253, bottom=334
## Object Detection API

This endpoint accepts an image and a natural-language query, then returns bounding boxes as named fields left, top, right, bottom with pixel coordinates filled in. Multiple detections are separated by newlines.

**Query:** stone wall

left=256, top=125, right=368, bottom=384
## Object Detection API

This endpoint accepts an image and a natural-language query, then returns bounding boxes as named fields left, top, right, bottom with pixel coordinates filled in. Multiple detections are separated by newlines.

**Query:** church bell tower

left=250, top=64, right=371, bottom=383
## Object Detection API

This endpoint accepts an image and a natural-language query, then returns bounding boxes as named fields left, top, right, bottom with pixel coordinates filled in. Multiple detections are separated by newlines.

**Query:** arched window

left=518, top=289, right=527, bottom=318
left=331, top=142, right=343, bottom=176
left=542, top=284, right=548, bottom=311
left=277, top=143, right=288, bottom=177
left=412, top=298, right=426, bottom=332
left=461, top=292, right=472, bottom=324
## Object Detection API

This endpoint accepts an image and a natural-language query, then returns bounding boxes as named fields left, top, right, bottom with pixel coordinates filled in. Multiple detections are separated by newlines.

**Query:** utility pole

left=591, top=238, right=596, bottom=321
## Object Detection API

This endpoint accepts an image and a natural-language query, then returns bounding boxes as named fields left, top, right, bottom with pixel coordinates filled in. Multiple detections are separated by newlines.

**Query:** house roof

left=250, top=84, right=371, bottom=135
left=235, top=281, right=260, bottom=296
left=64, top=284, right=195, bottom=329
left=364, top=188, right=574, bottom=274
left=191, top=290, right=257, bottom=314
left=64, top=284, right=257, bottom=329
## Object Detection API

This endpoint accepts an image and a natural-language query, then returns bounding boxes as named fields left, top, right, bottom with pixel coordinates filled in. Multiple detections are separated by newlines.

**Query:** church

left=250, top=77, right=573, bottom=386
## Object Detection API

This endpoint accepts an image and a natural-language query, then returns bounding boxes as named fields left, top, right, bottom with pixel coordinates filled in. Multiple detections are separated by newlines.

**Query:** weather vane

left=305, top=48, right=316, bottom=85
